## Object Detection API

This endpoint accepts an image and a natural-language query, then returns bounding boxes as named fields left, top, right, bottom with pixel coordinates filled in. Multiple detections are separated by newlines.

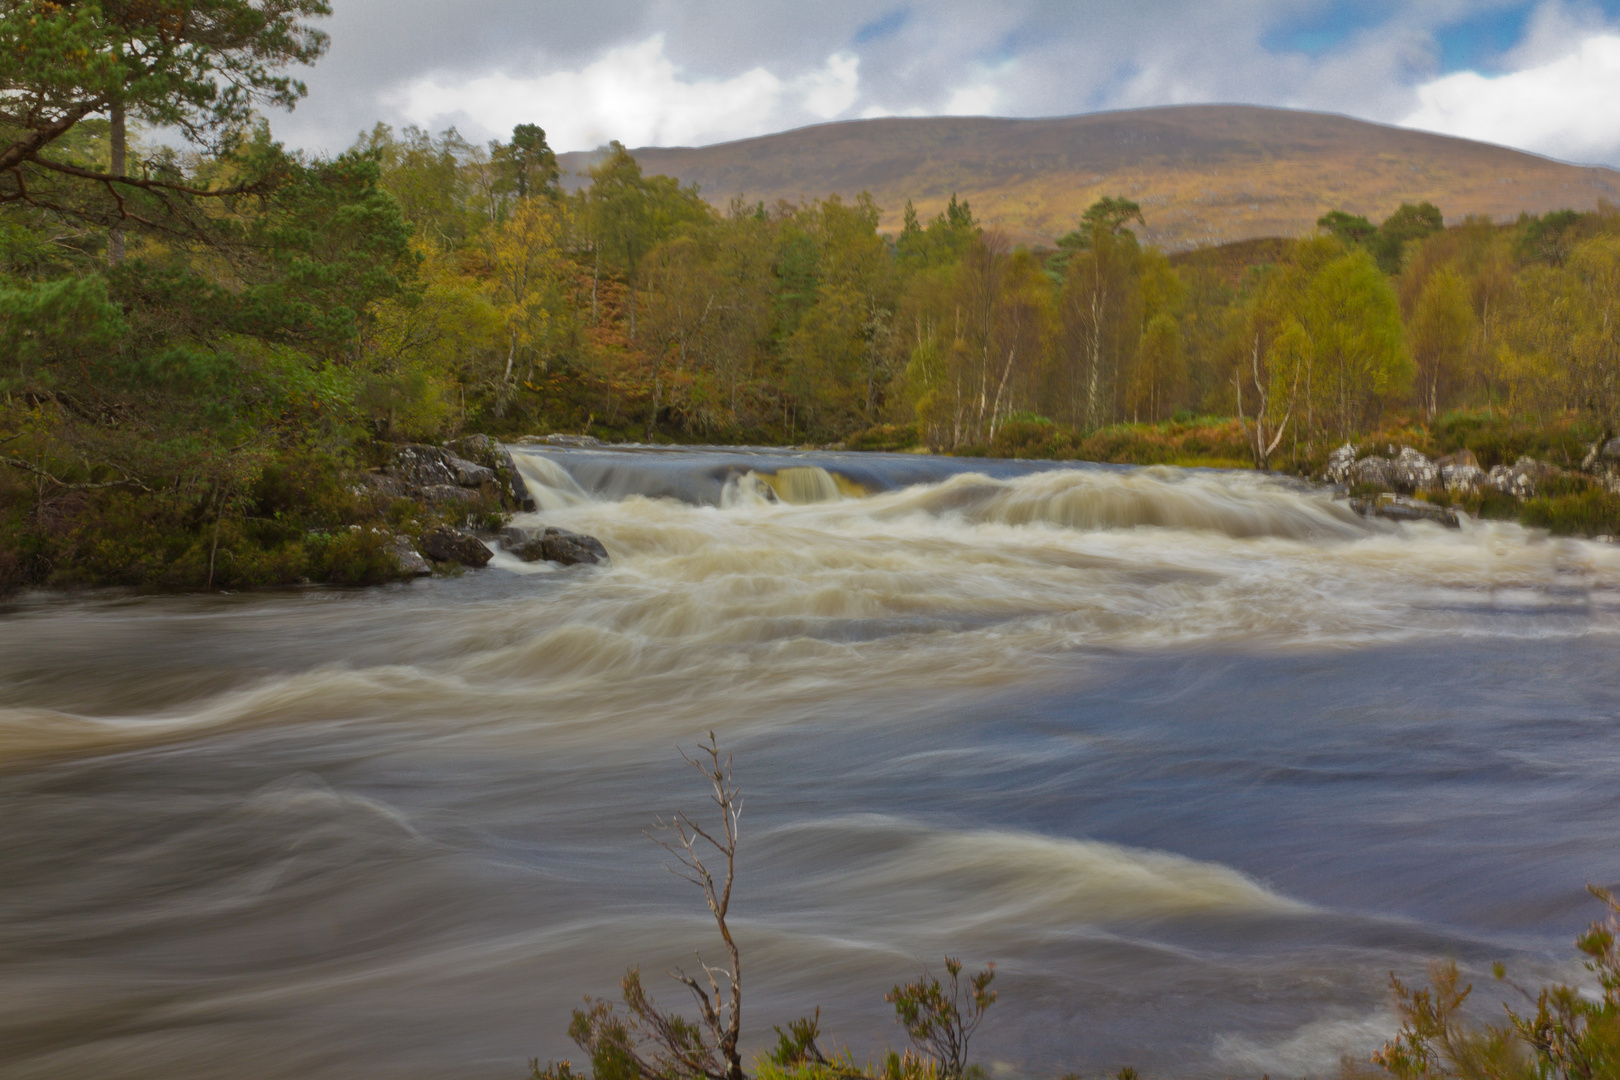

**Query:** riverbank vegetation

left=5, top=1, right=1620, bottom=595
left=537, top=737, right=1620, bottom=1080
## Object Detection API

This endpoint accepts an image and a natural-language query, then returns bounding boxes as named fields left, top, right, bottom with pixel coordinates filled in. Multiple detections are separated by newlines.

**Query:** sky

left=270, top=0, right=1620, bottom=167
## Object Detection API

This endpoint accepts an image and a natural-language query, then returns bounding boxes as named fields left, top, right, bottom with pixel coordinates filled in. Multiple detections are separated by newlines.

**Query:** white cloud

left=1400, top=32, right=1620, bottom=163
left=942, top=81, right=1001, bottom=116
left=393, top=34, right=862, bottom=150
left=801, top=52, right=860, bottom=120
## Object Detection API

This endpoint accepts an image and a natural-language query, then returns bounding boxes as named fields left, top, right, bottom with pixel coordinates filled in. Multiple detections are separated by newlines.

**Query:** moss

left=847, top=422, right=922, bottom=451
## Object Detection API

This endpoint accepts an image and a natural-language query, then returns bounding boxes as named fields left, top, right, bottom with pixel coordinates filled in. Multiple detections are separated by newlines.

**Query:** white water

left=2, top=446, right=1618, bottom=1079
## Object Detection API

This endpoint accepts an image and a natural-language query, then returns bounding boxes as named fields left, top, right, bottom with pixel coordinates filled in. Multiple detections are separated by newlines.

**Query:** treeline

left=343, top=127, right=1620, bottom=467
left=5, top=0, right=1620, bottom=592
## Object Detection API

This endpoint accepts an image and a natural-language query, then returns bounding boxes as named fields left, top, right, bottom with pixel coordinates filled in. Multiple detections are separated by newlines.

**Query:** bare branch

left=4, top=456, right=152, bottom=493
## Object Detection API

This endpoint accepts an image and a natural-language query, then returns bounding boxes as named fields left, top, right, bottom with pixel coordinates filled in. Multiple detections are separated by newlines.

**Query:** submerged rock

left=389, top=535, right=433, bottom=577
left=418, top=525, right=493, bottom=567
left=502, top=525, right=609, bottom=566
left=1349, top=494, right=1460, bottom=528
left=518, top=433, right=604, bottom=448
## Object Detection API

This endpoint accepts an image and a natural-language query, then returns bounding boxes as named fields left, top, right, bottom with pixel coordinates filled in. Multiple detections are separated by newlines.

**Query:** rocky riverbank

left=367, top=437, right=610, bottom=576
left=1320, top=437, right=1620, bottom=537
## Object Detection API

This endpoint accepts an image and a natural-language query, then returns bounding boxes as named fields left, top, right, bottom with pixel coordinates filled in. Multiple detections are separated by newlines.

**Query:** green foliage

left=886, top=957, right=997, bottom=1080
left=1520, top=485, right=1620, bottom=537
left=0, top=273, right=126, bottom=372
left=1319, top=203, right=1444, bottom=273
left=1373, top=887, right=1620, bottom=1080
left=1319, top=210, right=1379, bottom=246
left=0, top=0, right=332, bottom=234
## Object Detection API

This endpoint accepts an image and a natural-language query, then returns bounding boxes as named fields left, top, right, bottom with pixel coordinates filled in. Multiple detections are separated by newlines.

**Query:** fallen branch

left=4, top=456, right=153, bottom=493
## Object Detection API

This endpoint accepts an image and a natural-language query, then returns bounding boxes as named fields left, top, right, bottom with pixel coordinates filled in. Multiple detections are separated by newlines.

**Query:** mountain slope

left=557, top=105, right=1620, bottom=249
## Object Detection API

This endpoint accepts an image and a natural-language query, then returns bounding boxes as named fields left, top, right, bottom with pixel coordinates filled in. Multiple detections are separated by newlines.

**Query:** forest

left=4, top=0, right=1620, bottom=593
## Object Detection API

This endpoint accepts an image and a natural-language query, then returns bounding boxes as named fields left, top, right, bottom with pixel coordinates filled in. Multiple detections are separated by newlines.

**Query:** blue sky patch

left=853, top=8, right=909, bottom=45
left=1433, top=4, right=1532, bottom=73
left=1260, top=1, right=1397, bottom=56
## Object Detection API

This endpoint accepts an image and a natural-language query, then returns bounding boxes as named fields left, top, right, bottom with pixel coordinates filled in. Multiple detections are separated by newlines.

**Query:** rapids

left=2, top=445, right=1618, bottom=1079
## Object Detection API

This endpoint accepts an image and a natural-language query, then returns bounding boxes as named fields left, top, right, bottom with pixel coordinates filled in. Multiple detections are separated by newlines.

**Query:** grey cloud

left=268, top=0, right=1594, bottom=159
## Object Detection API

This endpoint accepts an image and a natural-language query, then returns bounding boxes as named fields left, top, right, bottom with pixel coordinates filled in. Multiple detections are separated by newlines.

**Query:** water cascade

left=3, top=445, right=1618, bottom=1080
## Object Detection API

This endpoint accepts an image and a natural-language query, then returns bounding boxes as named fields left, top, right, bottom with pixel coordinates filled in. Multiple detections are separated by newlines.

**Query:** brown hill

left=556, top=105, right=1620, bottom=250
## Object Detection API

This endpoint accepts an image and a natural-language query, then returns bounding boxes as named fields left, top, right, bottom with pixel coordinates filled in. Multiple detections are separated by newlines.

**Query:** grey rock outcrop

left=502, top=525, right=609, bottom=566
left=418, top=525, right=493, bottom=567
left=1435, top=449, right=1487, bottom=494
left=1324, top=443, right=1358, bottom=484
left=389, top=445, right=461, bottom=489
left=1338, top=446, right=1445, bottom=495
left=389, top=535, right=433, bottom=577
left=1389, top=447, right=1439, bottom=493
left=1346, top=455, right=1396, bottom=491
left=447, top=435, right=536, bottom=512
left=1488, top=456, right=1563, bottom=499
left=442, top=452, right=496, bottom=488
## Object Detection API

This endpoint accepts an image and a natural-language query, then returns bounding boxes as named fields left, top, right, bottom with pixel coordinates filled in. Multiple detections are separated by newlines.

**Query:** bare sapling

left=655, top=733, right=747, bottom=1080
left=544, top=732, right=746, bottom=1080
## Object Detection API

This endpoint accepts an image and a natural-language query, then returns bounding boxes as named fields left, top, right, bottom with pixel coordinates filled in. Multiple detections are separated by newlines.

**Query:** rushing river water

left=3, top=446, right=1620, bottom=1080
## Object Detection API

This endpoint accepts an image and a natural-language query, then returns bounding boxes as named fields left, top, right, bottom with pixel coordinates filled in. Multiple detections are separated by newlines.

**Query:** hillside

left=557, top=105, right=1620, bottom=249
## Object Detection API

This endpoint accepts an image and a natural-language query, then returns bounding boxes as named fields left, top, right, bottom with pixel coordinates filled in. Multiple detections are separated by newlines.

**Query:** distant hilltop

left=556, top=105, right=1620, bottom=250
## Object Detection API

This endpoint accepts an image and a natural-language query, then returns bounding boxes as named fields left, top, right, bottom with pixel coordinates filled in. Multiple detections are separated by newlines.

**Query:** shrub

left=1372, top=886, right=1620, bottom=1080
left=1520, top=487, right=1620, bottom=537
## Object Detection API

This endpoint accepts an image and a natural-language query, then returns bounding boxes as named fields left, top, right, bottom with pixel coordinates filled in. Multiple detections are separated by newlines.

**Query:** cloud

left=801, top=53, right=861, bottom=119
left=394, top=34, right=863, bottom=150
left=1401, top=32, right=1620, bottom=162
left=264, top=0, right=1620, bottom=168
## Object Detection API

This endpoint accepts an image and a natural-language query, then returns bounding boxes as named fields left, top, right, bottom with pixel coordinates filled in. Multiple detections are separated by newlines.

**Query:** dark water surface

left=3, top=448, right=1618, bottom=1079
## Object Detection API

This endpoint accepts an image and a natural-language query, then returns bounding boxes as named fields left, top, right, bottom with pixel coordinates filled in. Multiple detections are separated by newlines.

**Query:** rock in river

left=418, top=525, right=493, bottom=567
left=502, top=526, right=609, bottom=566
left=1349, top=494, right=1459, bottom=528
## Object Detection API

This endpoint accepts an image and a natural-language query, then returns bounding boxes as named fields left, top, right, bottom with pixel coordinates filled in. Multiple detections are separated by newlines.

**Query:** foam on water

left=4, top=446, right=1619, bottom=1078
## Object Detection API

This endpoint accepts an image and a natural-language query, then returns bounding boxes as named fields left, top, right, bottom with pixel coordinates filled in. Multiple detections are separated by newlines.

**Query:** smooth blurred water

left=2, top=447, right=1618, bottom=1079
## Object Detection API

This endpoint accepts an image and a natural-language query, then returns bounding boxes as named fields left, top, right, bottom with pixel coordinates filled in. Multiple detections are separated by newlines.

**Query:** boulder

left=1382, top=446, right=1439, bottom=493
left=1435, top=449, right=1486, bottom=494
left=542, top=527, right=609, bottom=566
left=389, top=535, right=433, bottom=577
left=501, top=526, right=548, bottom=562
left=388, top=444, right=459, bottom=488
left=447, top=435, right=537, bottom=512
left=449, top=434, right=496, bottom=457
left=1346, top=455, right=1396, bottom=491
left=1323, top=442, right=1358, bottom=484
left=1349, top=494, right=1460, bottom=528
left=416, top=483, right=480, bottom=505
left=1489, top=456, right=1564, bottom=499
left=442, top=452, right=496, bottom=488
left=418, top=525, right=493, bottom=567
left=502, top=525, right=608, bottom=566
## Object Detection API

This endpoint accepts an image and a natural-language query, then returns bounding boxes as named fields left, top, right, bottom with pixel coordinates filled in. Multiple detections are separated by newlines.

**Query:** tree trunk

left=108, top=99, right=126, bottom=266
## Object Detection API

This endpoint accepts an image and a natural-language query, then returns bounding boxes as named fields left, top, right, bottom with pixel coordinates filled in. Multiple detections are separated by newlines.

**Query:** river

left=3, top=446, right=1618, bottom=1079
